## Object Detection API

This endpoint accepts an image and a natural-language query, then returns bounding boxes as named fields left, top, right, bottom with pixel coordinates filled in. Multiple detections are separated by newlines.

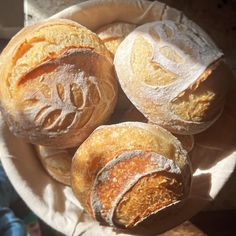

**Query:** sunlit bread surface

left=114, top=20, right=230, bottom=134
left=71, top=122, right=192, bottom=228
left=0, top=19, right=118, bottom=148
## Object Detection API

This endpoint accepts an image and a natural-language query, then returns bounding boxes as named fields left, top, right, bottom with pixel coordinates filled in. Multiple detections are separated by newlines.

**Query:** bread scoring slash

left=0, top=19, right=117, bottom=148
left=71, top=122, right=192, bottom=228
left=114, top=20, right=230, bottom=135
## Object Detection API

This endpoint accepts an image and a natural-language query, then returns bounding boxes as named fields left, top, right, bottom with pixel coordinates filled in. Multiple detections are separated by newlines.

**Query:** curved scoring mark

left=22, top=98, right=39, bottom=108
left=55, top=112, right=77, bottom=131
left=42, top=109, right=61, bottom=129
left=170, top=61, right=227, bottom=122
left=175, top=40, right=194, bottom=57
left=159, top=46, right=184, bottom=64
left=131, top=36, right=178, bottom=87
left=91, top=150, right=182, bottom=226
left=70, top=83, right=84, bottom=108
left=11, top=21, right=106, bottom=89
left=114, top=171, right=183, bottom=227
left=88, top=81, right=100, bottom=105
left=162, top=23, right=173, bottom=38
left=16, top=63, right=56, bottom=87
left=12, top=36, right=46, bottom=66
left=149, top=27, right=161, bottom=43
left=148, top=62, right=177, bottom=86
left=34, top=105, right=51, bottom=123
left=76, top=108, right=94, bottom=129
left=56, top=83, right=65, bottom=102
left=40, top=83, right=51, bottom=99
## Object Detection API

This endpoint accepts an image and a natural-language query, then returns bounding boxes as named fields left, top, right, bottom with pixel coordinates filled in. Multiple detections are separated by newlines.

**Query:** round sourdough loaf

left=96, top=22, right=136, bottom=55
left=35, top=145, right=76, bottom=186
left=71, top=122, right=192, bottom=228
left=97, top=22, right=136, bottom=112
left=114, top=20, right=230, bottom=134
left=0, top=19, right=117, bottom=148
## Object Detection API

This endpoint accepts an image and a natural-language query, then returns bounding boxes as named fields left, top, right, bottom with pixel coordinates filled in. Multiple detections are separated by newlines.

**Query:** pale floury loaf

left=0, top=19, right=117, bottom=148
left=114, top=20, right=230, bottom=134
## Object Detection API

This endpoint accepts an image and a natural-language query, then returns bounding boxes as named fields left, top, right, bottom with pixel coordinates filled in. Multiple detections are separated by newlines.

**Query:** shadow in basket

left=0, top=122, right=74, bottom=214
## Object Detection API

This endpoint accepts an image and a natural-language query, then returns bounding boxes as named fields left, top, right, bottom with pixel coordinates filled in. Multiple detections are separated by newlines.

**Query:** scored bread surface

left=114, top=20, right=229, bottom=134
left=71, top=122, right=192, bottom=227
left=0, top=19, right=117, bottom=148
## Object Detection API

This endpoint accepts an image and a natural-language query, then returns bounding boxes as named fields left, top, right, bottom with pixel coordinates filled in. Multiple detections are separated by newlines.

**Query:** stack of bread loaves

left=0, top=13, right=231, bottom=230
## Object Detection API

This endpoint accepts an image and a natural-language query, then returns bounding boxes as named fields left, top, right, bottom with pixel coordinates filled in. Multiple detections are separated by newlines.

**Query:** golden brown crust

left=0, top=19, right=117, bottom=148
left=171, top=60, right=228, bottom=122
left=35, top=145, right=77, bottom=185
left=114, top=172, right=183, bottom=227
left=96, top=22, right=136, bottom=55
left=71, top=122, right=191, bottom=228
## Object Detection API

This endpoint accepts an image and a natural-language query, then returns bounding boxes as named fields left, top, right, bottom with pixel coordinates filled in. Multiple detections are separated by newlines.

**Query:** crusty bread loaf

left=71, top=122, right=192, bottom=228
left=114, top=20, right=230, bottom=134
left=35, top=145, right=76, bottom=185
left=97, top=22, right=136, bottom=55
left=97, top=22, right=136, bottom=112
left=0, top=19, right=117, bottom=148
